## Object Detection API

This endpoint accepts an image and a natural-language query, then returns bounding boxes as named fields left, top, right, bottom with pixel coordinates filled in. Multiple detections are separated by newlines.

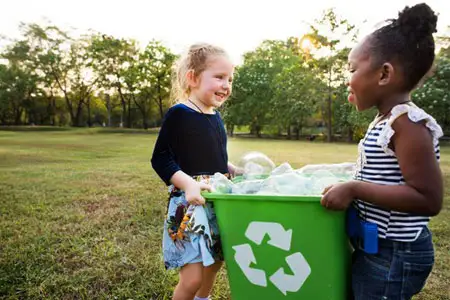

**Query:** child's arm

left=170, top=171, right=211, bottom=205
left=228, top=162, right=244, bottom=177
left=152, top=136, right=211, bottom=205
left=151, top=109, right=181, bottom=186
left=322, top=114, right=443, bottom=216
left=151, top=108, right=212, bottom=206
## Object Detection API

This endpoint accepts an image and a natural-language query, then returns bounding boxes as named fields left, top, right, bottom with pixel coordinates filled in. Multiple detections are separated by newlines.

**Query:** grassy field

left=0, top=128, right=449, bottom=299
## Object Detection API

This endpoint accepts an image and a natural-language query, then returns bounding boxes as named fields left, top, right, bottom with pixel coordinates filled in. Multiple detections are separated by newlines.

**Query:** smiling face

left=347, top=38, right=383, bottom=111
left=189, top=55, right=234, bottom=109
left=347, top=33, right=418, bottom=113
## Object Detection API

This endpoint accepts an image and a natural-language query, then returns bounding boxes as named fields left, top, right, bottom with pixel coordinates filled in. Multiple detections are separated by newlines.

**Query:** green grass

left=0, top=129, right=449, bottom=299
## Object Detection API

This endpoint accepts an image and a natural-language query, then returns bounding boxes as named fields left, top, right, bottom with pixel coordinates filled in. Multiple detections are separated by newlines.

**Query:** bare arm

left=353, top=114, right=442, bottom=215
left=228, top=162, right=244, bottom=177
left=322, top=114, right=443, bottom=216
left=170, top=171, right=211, bottom=205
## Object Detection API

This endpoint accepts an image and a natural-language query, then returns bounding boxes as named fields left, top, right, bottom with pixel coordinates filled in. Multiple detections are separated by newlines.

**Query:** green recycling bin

left=204, top=193, right=350, bottom=300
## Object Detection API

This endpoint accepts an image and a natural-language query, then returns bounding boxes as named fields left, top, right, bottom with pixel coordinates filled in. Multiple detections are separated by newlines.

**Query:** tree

left=226, top=40, right=296, bottom=137
left=0, top=42, right=40, bottom=125
left=333, top=82, right=376, bottom=142
left=222, top=66, right=246, bottom=136
left=68, top=38, right=99, bottom=127
left=89, top=34, right=139, bottom=127
left=302, top=9, right=358, bottom=142
left=412, top=45, right=450, bottom=133
left=2, top=37, right=60, bottom=126
left=273, top=55, right=320, bottom=139
left=136, top=40, right=176, bottom=128
left=16, top=23, right=99, bottom=127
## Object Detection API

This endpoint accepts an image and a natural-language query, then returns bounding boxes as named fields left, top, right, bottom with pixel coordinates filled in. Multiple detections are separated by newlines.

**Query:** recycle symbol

left=233, top=222, right=311, bottom=295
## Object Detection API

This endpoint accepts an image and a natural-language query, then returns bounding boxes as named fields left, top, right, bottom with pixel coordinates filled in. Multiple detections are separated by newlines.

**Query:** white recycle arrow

left=245, top=222, right=293, bottom=251
left=269, top=252, right=311, bottom=295
left=233, top=244, right=267, bottom=287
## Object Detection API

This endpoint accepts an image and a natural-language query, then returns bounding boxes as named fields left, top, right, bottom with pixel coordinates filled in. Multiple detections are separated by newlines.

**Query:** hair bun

left=396, top=3, right=438, bottom=40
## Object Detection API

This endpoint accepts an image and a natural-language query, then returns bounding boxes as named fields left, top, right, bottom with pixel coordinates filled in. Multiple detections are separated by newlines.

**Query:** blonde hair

left=171, top=43, right=229, bottom=102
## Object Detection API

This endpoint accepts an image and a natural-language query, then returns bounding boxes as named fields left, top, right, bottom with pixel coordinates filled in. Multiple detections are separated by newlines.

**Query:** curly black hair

left=367, top=3, right=438, bottom=91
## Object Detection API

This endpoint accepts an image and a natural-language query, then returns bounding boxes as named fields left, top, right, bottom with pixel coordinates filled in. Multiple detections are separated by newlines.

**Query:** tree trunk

left=106, top=94, right=111, bottom=127
left=52, top=98, right=56, bottom=126
left=327, top=94, right=332, bottom=142
left=326, top=65, right=333, bottom=143
left=127, top=98, right=131, bottom=128
left=138, top=100, right=148, bottom=129
left=87, top=96, right=92, bottom=127
left=227, top=124, right=234, bottom=137
left=24, top=110, right=28, bottom=125
left=47, top=94, right=56, bottom=126
left=287, top=124, right=292, bottom=140
left=117, top=86, right=127, bottom=128
left=277, top=127, right=283, bottom=137
left=133, top=95, right=149, bottom=130
left=14, top=108, right=22, bottom=125
left=256, top=125, right=262, bottom=138
left=250, top=123, right=257, bottom=136
left=74, top=99, right=84, bottom=127
left=157, top=81, right=164, bottom=119
left=55, top=77, right=75, bottom=126
left=63, top=94, right=76, bottom=126
left=347, top=128, right=354, bottom=143
left=295, top=125, right=300, bottom=140
left=142, top=110, right=148, bottom=130
left=298, top=116, right=304, bottom=140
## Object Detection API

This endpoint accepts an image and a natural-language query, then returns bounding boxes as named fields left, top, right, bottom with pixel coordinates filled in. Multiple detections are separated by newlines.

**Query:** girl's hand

left=321, top=182, right=356, bottom=211
left=233, top=167, right=244, bottom=177
left=184, top=181, right=212, bottom=206
left=228, top=162, right=244, bottom=177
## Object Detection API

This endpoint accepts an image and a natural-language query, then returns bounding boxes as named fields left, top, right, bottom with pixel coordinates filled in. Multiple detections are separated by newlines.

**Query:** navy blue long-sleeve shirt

left=151, top=103, right=229, bottom=185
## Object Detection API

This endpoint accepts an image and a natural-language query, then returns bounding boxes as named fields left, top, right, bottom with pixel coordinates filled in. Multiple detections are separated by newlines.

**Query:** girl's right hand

left=184, top=181, right=212, bottom=206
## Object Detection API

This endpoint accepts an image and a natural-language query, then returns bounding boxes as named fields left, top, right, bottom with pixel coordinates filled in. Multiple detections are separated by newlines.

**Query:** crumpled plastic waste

left=211, top=153, right=355, bottom=196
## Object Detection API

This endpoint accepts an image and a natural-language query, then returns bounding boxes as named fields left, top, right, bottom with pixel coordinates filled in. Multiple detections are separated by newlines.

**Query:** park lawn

left=0, top=128, right=449, bottom=299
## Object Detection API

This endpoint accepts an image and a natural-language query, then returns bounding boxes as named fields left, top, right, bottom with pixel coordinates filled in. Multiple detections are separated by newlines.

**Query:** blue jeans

left=350, top=227, right=434, bottom=300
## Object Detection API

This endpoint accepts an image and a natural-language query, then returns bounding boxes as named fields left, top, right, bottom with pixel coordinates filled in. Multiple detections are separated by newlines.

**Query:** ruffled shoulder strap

left=376, top=103, right=443, bottom=156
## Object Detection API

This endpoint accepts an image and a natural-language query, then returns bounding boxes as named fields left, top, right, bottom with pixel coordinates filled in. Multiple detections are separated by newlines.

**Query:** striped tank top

left=354, top=103, right=443, bottom=242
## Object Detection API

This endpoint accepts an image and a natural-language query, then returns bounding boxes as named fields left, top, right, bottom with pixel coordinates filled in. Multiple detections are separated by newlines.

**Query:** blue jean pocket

left=363, top=252, right=391, bottom=271
left=401, top=259, right=434, bottom=298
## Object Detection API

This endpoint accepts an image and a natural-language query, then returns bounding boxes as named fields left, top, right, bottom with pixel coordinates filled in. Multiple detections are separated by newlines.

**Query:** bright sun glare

left=300, top=38, right=313, bottom=51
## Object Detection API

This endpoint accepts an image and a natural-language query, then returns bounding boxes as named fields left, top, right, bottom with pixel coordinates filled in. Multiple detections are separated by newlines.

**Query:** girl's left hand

left=233, top=167, right=244, bottom=176
left=321, top=181, right=356, bottom=211
left=228, top=162, right=244, bottom=177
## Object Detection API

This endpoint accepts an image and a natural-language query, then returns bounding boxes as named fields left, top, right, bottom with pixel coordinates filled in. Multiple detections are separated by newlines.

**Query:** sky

left=1, top=0, right=449, bottom=65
